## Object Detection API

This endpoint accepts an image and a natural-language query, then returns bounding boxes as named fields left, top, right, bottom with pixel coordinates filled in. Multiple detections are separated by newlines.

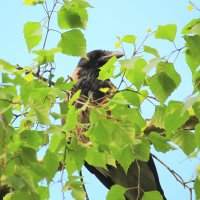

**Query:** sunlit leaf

left=43, top=150, right=59, bottom=182
left=182, top=18, right=200, bottom=34
left=121, top=35, right=137, bottom=44
left=63, top=176, right=85, bottom=200
left=142, top=191, right=163, bottom=200
left=183, top=95, right=200, bottom=112
left=195, top=124, right=200, bottom=150
left=57, top=4, right=88, bottom=29
left=191, top=23, right=200, bottom=35
left=148, top=132, right=175, bottom=153
left=193, top=101, right=200, bottom=120
left=115, top=41, right=121, bottom=48
left=164, top=101, right=189, bottom=132
left=187, top=5, right=194, bottom=11
left=133, top=139, right=150, bottom=161
left=117, top=146, right=134, bottom=173
left=147, top=28, right=152, bottom=33
left=58, top=29, right=86, bottom=57
left=184, top=35, right=200, bottom=73
left=112, top=90, right=140, bottom=107
left=24, top=73, right=34, bottom=81
left=143, top=58, right=160, bottom=73
left=98, top=56, right=117, bottom=80
left=99, top=87, right=110, bottom=93
left=23, top=0, right=44, bottom=6
left=151, top=106, right=166, bottom=129
left=121, top=58, right=147, bottom=90
left=143, top=45, right=160, bottom=58
left=0, top=59, right=16, bottom=72
left=155, top=24, right=177, bottom=42
left=32, top=102, right=51, bottom=125
left=24, top=22, right=42, bottom=52
left=33, top=48, right=60, bottom=65
left=86, top=148, right=107, bottom=168
left=149, top=62, right=181, bottom=103
left=65, top=106, right=79, bottom=130
left=106, top=185, right=126, bottom=200
left=194, top=178, right=200, bottom=200
left=172, top=130, right=196, bottom=155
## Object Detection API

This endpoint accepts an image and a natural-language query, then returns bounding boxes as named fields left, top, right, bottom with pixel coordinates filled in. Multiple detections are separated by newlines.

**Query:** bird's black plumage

left=72, top=50, right=166, bottom=200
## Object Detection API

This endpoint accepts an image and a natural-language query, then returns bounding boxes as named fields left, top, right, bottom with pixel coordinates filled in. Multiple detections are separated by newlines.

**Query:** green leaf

left=194, top=177, right=200, bottom=200
left=193, top=71, right=200, bottom=92
left=98, top=56, right=117, bottom=80
left=116, top=146, right=134, bottom=173
left=121, top=35, right=137, bottom=44
left=15, top=167, right=38, bottom=195
left=184, top=35, right=200, bottom=73
left=143, top=58, right=160, bottom=73
left=86, top=148, right=107, bottom=168
left=63, top=176, right=85, bottom=200
left=148, top=132, right=175, bottom=153
left=69, top=90, right=81, bottom=106
left=71, top=182, right=85, bottom=200
left=24, top=22, right=42, bottom=52
left=58, top=29, right=86, bottom=57
left=155, top=24, right=177, bottom=42
left=55, top=78, right=75, bottom=91
left=33, top=48, right=60, bottom=65
left=164, top=101, right=189, bottom=132
left=0, top=59, right=16, bottom=72
left=20, top=130, right=44, bottom=150
left=149, top=62, right=181, bottom=103
left=182, top=18, right=200, bottom=34
left=143, top=45, right=160, bottom=58
left=32, top=102, right=51, bottom=125
left=23, top=0, right=44, bottom=5
left=0, top=100, right=12, bottom=115
left=193, top=101, right=200, bottom=121
left=195, top=124, right=200, bottom=150
left=142, top=191, right=163, bottom=200
left=112, top=90, right=140, bottom=107
left=191, top=23, right=200, bottom=36
left=172, top=130, right=196, bottom=155
left=20, top=147, right=48, bottom=178
left=43, top=150, right=59, bottom=183
left=87, top=110, right=113, bottom=145
left=106, top=185, right=126, bottom=200
left=121, top=58, right=147, bottom=90
left=57, top=4, right=88, bottom=29
left=65, top=106, right=79, bottom=130
left=183, top=95, right=200, bottom=112
left=151, top=106, right=166, bottom=129
left=133, top=139, right=150, bottom=161
left=38, top=187, right=49, bottom=200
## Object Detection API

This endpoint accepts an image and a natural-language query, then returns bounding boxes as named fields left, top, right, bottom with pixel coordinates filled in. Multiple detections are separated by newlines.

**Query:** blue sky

left=0, top=0, right=200, bottom=199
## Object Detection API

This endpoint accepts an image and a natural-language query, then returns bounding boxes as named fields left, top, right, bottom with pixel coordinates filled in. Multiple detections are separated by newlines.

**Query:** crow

left=71, top=50, right=166, bottom=200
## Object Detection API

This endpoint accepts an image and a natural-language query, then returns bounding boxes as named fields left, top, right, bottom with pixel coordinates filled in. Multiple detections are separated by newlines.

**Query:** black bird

left=71, top=50, right=166, bottom=200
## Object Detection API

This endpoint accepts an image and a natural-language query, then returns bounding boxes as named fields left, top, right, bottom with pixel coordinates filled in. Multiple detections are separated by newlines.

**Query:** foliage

left=0, top=0, right=200, bottom=200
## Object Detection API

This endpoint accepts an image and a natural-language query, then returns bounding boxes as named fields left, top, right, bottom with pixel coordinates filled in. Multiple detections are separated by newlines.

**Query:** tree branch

left=152, top=154, right=193, bottom=200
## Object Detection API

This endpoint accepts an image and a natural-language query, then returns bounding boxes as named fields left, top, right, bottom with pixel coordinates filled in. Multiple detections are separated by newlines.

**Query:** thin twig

left=189, top=0, right=200, bottom=12
left=79, top=170, right=89, bottom=200
left=151, top=154, right=193, bottom=200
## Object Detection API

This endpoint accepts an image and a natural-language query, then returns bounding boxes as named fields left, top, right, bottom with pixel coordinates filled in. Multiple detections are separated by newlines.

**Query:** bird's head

left=77, top=50, right=124, bottom=69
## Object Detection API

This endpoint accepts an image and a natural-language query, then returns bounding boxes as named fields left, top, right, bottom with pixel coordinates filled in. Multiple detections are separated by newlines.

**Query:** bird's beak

left=98, top=51, right=124, bottom=62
